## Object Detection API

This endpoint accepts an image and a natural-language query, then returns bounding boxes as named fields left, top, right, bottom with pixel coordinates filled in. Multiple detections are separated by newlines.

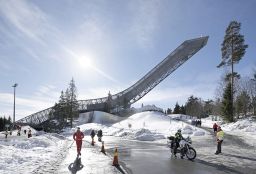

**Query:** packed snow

left=73, top=112, right=209, bottom=142
left=1, top=111, right=255, bottom=173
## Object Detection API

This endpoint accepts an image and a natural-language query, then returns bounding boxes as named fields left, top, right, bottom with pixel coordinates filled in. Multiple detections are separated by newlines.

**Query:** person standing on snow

left=97, top=129, right=103, bottom=142
left=213, top=123, right=218, bottom=135
left=17, top=129, right=21, bottom=136
left=90, top=129, right=96, bottom=141
left=28, top=128, right=32, bottom=138
left=73, top=127, right=84, bottom=156
left=4, top=130, right=8, bottom=139
left=215, top=126, right=224, bottom=155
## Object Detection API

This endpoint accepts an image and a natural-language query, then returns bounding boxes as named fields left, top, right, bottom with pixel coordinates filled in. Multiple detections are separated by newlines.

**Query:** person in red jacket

left=73, top=127, right=84, bottom=156
left=213, top=123, right=218, bottom=135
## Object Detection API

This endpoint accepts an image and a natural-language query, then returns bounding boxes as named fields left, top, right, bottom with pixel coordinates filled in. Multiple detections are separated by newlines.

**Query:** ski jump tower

left=16, top=36, right=209, bottom=126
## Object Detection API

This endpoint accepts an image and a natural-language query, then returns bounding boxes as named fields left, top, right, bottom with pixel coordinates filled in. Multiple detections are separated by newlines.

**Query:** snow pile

left=134, top=128, right=165, bottom=141
left=0, top=133, right=67, bottom=174
left=222, top=119, right=255, bottom=132
left=69, top=111, right=207, bottom=141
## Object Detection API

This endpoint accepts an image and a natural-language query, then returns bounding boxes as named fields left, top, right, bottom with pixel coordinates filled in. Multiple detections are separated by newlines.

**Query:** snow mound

left=134, top=128, right=165, bottom=141
left=182, top=125, right=193, bottom=135
left=12, top=135, right=61, bottom=149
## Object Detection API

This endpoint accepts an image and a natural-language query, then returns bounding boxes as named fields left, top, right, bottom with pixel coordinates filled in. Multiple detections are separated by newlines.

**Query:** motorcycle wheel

left=185, top=147, right=196, bottom=160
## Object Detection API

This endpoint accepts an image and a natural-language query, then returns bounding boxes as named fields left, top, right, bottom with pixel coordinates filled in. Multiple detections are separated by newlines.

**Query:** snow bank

left=0, top=133, right=67, bottom=174
left=202, top=116, right=256, bottom=146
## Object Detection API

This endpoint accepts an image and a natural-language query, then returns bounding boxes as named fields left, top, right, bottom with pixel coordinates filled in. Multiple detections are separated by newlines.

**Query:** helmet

left=77, top=127, right=80, bottom=130
left=177, top=129, right=181, bottom=133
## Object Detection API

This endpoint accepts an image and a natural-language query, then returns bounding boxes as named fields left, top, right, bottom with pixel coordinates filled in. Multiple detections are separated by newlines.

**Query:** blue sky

left=0, top=0, right=255, bottom=120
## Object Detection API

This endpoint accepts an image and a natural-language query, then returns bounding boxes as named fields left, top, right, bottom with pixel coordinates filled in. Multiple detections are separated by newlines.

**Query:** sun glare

left=78, top=57, right=93, bottom=68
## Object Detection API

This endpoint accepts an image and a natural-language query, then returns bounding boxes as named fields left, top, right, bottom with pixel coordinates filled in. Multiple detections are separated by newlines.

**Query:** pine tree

left=173, top=102, right=180, bottom=114
left=180, top=105, right=186, bottom=115
left=51, top=78, right=79, bottom=129
left=218, top=21, right=248, bottom=120
left=221, top=83, right=233, bottom=122
left=167, top=108, right=172, bottom=114
left=67, top=78, right=79, bottom=128
left=236, top=91, right=250, bottom=117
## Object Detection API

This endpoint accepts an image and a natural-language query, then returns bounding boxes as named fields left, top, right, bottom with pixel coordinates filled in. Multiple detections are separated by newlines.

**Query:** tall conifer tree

left=218, top=21, right=248, bottom=121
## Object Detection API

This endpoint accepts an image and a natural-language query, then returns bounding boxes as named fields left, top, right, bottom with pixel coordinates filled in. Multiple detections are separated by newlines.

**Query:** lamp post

left=12, top=83, right=18, bottom=123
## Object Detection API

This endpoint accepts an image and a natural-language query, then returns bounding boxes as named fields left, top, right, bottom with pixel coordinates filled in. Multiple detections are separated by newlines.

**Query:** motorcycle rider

left=173, top=129, right=185, bottom=158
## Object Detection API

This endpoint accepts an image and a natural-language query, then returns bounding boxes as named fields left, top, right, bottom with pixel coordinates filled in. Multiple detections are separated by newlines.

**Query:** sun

left=78, top=57, right=93, bottom=68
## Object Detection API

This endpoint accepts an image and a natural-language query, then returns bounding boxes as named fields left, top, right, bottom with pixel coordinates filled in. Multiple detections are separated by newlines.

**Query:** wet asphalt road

left=103, top=136, right=241, bottom=174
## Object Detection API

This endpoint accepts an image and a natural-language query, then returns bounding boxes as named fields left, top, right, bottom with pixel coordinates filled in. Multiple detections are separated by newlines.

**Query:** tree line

left=0, top=116, right=12, bottom=131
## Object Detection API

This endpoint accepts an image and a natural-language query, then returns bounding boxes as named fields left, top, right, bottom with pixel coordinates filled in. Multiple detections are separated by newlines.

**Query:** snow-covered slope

left=74, top=111, right=208, bottom=141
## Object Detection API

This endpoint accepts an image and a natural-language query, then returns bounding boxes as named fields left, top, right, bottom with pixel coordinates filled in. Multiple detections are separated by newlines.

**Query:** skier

left=73, top=127, right=84, bottom=156
left=90, top=129, right=96, bottom=143
left=97, top=129, right=103, bottom=142
left=215, top=126, right=224, bottom=155
left=173, top=129, right=184, bottom=158
left=24, top=129, right=27, bottom=135
left=213, top=123, right=218, bottom=135
left=28, top=128, right=32, bottom=138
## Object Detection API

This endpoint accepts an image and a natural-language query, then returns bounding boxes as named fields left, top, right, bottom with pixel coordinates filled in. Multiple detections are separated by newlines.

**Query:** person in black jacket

left=97, top=129, right=103, bottom=142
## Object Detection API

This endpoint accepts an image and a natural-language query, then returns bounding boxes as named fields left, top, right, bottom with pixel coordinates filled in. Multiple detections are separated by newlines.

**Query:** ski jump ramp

left=16, top=36, right=209, bottom=126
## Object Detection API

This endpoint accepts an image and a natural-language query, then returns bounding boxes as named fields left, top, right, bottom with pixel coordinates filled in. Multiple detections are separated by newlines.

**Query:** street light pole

left=12, top=83, right=18, bottom=123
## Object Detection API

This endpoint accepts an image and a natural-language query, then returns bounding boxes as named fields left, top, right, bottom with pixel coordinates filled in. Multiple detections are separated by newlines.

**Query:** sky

left=0, top=0, right=255, bottom=121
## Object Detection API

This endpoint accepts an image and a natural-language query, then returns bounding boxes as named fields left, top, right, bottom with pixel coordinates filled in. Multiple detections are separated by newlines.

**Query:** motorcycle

left=167, top=136, right=197, bottom=160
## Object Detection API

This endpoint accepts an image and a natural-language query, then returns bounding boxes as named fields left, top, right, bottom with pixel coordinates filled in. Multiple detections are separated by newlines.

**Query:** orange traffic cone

left=101, top=141, right=106, bottom=155
left=112, top=148, right=119, bottom=166
left=91, top=137, right=95, bottom=146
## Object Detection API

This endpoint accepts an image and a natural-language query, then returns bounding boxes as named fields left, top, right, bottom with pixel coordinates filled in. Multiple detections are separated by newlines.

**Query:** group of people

left=90, top=129, right=103, bottom=142
left=73, top=127, right=103, bottom=156
left=3, top=126, right=32, bottom=139
left=191, top=119, right=202, bottom=127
